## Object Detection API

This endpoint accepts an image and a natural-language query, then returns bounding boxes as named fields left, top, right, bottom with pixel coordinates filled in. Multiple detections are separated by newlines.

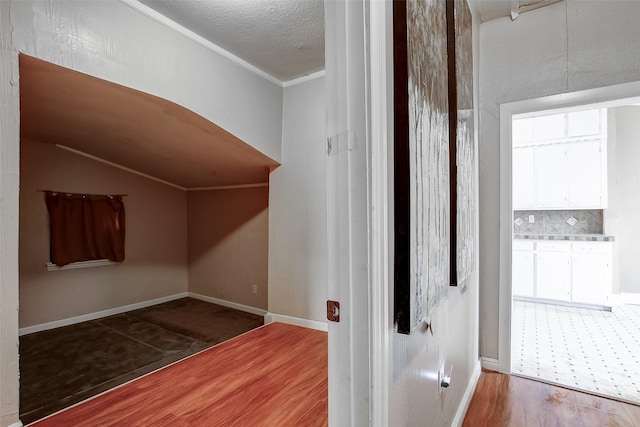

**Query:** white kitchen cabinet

left=512, top=239, right=613, bottom=306
left=535, top=242, right=572, bottom=301
left=512, top=117, right=534, bottom=147
left=513, top=140, right=607, bottom=210
left=568, top=109, right=603, bottom=137
left=533, top=113, right=566, bottom=141
left=571, top=242, right=613, bottom=305
left=512, top=107, right=607, bottom=210
left=512, top=241, right=535, bottom=298
left=513, top=147, right=535, bottom=209
left=534, top=144, right=569, bottom=209
left=567, top=140, right=606, bottom=208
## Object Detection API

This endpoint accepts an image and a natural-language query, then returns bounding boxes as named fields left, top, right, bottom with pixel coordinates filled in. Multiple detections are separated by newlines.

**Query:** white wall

left=0, top=1, right=286, bottom=423
left=0, top=1, right=20, bottom=424
left=323, top=0, right=481, bottom=422
left=188, top=187, right=269, bottom=309
left=10, top=0, right=283, bottom=162
left=479, top=1, right=640, bottom=359
left=389, top=3, right=481, bottom=425
left=20, top=140, right=189, bottom=328
left=268, top=77, right=327, bottom=323
left=605, top=106, right=640, bottom=295
left=390, top=287, right=480, bottom=426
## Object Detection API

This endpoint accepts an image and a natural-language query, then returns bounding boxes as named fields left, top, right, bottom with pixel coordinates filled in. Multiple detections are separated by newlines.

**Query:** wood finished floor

left=463, top=370, right=640, bottom=427
left=20, top=297, right=264, bottom=424
left=29, top=323, right=328, bottom=427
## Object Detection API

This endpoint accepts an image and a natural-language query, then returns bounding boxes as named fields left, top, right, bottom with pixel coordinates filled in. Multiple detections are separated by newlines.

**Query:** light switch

left=528, top=215, right=535, bottom=223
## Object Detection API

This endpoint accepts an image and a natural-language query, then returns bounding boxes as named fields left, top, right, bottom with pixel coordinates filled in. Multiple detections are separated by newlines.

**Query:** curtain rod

left=36, top=190, right=128, bottom=197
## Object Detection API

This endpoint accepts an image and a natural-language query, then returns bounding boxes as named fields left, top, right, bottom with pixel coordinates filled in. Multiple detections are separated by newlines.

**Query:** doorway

left=499, top=83, right=640, bottom=406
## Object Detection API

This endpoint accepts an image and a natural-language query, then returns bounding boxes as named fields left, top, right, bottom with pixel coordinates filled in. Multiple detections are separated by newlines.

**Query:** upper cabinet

left=512, top=108, right=608, bottom=210
left=513, top=146, right=535, bottom=209
left=534, top=143, right=569, bottom=208
left=567, top=140, right=605, bottom=208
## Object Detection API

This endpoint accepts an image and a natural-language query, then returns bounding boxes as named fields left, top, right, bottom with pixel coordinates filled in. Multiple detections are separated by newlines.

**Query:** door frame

left=325, top=0, right=392, bottom=424
left=498, top=80, right=640, bottom=374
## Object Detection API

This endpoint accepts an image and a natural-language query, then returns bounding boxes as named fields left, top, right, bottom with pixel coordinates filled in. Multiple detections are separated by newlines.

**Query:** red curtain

left=45, top=192, right=126, bottom=267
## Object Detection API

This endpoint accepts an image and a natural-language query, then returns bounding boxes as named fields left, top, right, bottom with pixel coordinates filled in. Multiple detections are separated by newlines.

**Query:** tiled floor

left=512, top=299, right=640, bottom=405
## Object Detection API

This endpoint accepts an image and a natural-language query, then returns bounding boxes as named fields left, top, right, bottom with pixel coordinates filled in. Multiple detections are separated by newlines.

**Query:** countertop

left=514, top=233, right=615, bottom=242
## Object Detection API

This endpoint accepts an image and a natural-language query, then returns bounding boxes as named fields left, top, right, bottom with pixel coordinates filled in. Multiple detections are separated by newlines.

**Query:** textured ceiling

left=20, top=55, right=279, bottom=189
left=135, top=0, right=516, bottom=82
left=139, top=0, right=325, bottom=82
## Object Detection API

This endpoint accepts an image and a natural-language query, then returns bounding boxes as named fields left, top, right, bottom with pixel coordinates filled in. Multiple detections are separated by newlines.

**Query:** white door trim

left=499, top=104, right=514, bottom=374
left=498, top=80, right=640, bottom=375
left=0, top=7, right=21, bottom=423
left=368, top=0, right=392, bottom=425
left=324, top=0, right=371, bottom=424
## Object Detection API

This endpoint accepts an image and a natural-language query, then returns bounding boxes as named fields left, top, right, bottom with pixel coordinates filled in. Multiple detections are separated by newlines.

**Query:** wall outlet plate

left=528, top=215, right=535, bottom=223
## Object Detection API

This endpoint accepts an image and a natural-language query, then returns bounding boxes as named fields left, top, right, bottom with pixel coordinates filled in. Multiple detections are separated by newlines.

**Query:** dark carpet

left=19, top=297, right=264, bottom=425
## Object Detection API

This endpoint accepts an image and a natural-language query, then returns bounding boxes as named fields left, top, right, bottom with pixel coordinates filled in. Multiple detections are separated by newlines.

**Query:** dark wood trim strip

left=393, top=0, right=411, bottom=334
left=446, top=0, right=458, bottom=286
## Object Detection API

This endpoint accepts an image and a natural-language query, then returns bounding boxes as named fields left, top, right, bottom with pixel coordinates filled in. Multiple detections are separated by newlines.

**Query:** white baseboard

left=18, top=292, right=318, bottom=337
left=480, top=357, right=500, bottom=372
left=264, top=312, right=328, bottom=332
left=187, top=292, right=267, bottom=317
left=18, top=293, right=188, bottom=336
left=619, top=292, right=640, bottom=305
left=9, top=421, right=23, bottom=427
left=451, top=359, right=482, bottom=427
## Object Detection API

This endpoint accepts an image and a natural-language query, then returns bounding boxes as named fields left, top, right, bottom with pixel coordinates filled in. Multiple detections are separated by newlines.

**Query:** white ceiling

left=134, top=0, right=518, bottom=84
left=139, top=0, right=325, bottom=82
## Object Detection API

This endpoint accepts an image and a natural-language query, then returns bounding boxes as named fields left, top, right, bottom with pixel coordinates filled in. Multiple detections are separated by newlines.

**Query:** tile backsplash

left=513, top=210, right=603, bottom=235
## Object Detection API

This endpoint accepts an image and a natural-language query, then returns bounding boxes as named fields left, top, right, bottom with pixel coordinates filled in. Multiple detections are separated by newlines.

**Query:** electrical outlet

left=438, top=364, right=452, bottom=395
left=252, top=284, right=258, bottom=295
left=528, top=215, right=535, bottom=223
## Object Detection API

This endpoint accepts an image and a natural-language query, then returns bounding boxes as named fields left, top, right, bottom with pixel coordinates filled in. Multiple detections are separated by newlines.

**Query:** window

left=45, top=191, right=126, bottom=267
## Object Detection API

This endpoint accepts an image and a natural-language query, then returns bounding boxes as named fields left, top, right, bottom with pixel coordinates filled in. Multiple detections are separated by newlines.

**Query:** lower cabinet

left=536, top=243, right=571, bottom=301
left=512, top=239, right=612, bottom=306
left=513, top=241, right=535, bottom=297
left=570, top=243, right=613, bottom=305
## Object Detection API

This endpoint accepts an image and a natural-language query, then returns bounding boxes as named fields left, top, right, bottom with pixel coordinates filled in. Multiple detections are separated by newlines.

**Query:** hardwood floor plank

left=29, top=323, right=327, bottom=427
left=19, top=297, right=264, bottom=424
left=463, top=370, right=640, bottom=427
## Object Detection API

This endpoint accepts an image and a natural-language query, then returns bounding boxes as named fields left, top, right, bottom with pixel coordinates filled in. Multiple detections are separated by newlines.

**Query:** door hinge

left=327, top=300, right=340, bottom=322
